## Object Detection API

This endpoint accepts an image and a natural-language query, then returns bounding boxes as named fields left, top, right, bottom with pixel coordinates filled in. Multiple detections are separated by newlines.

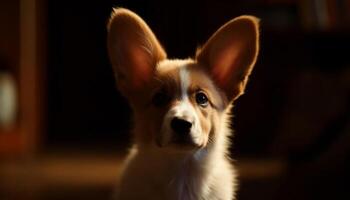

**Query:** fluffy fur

left=107, top=8, right=259, bottom=200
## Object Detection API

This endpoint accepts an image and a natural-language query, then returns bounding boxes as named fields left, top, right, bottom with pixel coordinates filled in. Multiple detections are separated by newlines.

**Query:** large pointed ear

left=107, top=8, right=166, bottom=96
left=196, top=16, right=259, bottom=101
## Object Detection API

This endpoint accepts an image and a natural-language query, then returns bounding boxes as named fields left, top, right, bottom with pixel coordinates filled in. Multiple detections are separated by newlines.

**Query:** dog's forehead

left=156, top=59, right=194, bottom=74
left=155, top=59, right=215, bottom=90
left=155, top=59, right=192, bottom=89
left=155, top=59, right=226, bottom=109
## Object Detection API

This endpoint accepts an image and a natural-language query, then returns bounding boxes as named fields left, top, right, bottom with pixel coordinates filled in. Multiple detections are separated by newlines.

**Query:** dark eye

left=195, top=92, right=209, bottom=107
left=152, top=90, right=170, bottom=107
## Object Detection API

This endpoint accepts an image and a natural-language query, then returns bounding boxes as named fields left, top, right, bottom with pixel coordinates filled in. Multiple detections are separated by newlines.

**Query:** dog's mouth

left=155, top=130, right=202, bottom=151
left=171, top=134, right=197, bottom=147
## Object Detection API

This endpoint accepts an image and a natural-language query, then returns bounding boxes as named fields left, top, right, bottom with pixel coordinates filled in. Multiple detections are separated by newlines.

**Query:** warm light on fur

left=107, top=8, right=259, bottom=200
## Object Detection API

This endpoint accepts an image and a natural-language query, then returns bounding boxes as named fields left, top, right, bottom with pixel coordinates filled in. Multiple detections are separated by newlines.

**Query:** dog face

left=150, top=59, right=227, bottom=150
left=107, top=8, right=259, bottom=151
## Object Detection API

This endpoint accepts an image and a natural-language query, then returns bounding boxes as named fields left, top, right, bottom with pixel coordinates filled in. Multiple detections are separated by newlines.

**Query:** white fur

left=180, top=66, right=190, bottom=99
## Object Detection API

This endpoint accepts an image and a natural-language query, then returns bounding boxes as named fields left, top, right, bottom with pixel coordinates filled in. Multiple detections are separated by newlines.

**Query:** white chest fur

left=115, top=147, right=236, bottom=200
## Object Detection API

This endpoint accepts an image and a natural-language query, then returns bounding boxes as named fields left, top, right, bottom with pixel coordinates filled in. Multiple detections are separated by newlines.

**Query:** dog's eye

left=152, top=90, right=170, bottom=107
left=195, top=92, right=209, bottom=107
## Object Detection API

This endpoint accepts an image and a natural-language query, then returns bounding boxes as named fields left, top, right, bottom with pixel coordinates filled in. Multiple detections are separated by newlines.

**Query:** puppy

left=107, top=8, right=259, bottom=200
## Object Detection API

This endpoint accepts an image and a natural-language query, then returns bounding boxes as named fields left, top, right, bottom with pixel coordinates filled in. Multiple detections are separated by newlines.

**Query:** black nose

left=171, top=117, right=192, bottom=134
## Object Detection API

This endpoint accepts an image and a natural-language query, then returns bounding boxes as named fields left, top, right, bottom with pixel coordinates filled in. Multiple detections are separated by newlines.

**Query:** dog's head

left=107, top=8, right=259, bottom=152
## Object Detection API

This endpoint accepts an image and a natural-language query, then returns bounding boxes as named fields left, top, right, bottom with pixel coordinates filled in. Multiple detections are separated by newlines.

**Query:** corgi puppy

left=107, top=8, right=259, bottom=200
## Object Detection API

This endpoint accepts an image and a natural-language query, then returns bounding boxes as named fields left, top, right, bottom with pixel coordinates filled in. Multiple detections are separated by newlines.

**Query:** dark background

left=47, top=0, right=350, bottom=157
left=1, top=0, right=349, bottom=199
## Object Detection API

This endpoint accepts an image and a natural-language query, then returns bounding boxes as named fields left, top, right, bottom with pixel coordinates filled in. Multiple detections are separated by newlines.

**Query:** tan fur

left=107, top=8, right=259, bottom=200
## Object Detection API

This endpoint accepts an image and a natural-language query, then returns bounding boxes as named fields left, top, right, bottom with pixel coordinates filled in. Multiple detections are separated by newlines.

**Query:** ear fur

left=107, top=8, right=166, bottom=96
left=196, top=16, right=260, bottom=101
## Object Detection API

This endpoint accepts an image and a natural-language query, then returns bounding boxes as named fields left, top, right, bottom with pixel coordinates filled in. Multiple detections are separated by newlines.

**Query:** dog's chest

left=170, top=168, right=210, bottom=200
left=118, top=152, right=211, bottom=200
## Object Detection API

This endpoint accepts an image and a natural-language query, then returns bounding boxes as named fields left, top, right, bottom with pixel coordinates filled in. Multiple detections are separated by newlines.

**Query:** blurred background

left=0, top=0, right=349, bottom=199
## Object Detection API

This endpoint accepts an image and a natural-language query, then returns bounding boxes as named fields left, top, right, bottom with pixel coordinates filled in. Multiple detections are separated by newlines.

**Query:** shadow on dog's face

left=107, top=8, right=259, bottom=152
